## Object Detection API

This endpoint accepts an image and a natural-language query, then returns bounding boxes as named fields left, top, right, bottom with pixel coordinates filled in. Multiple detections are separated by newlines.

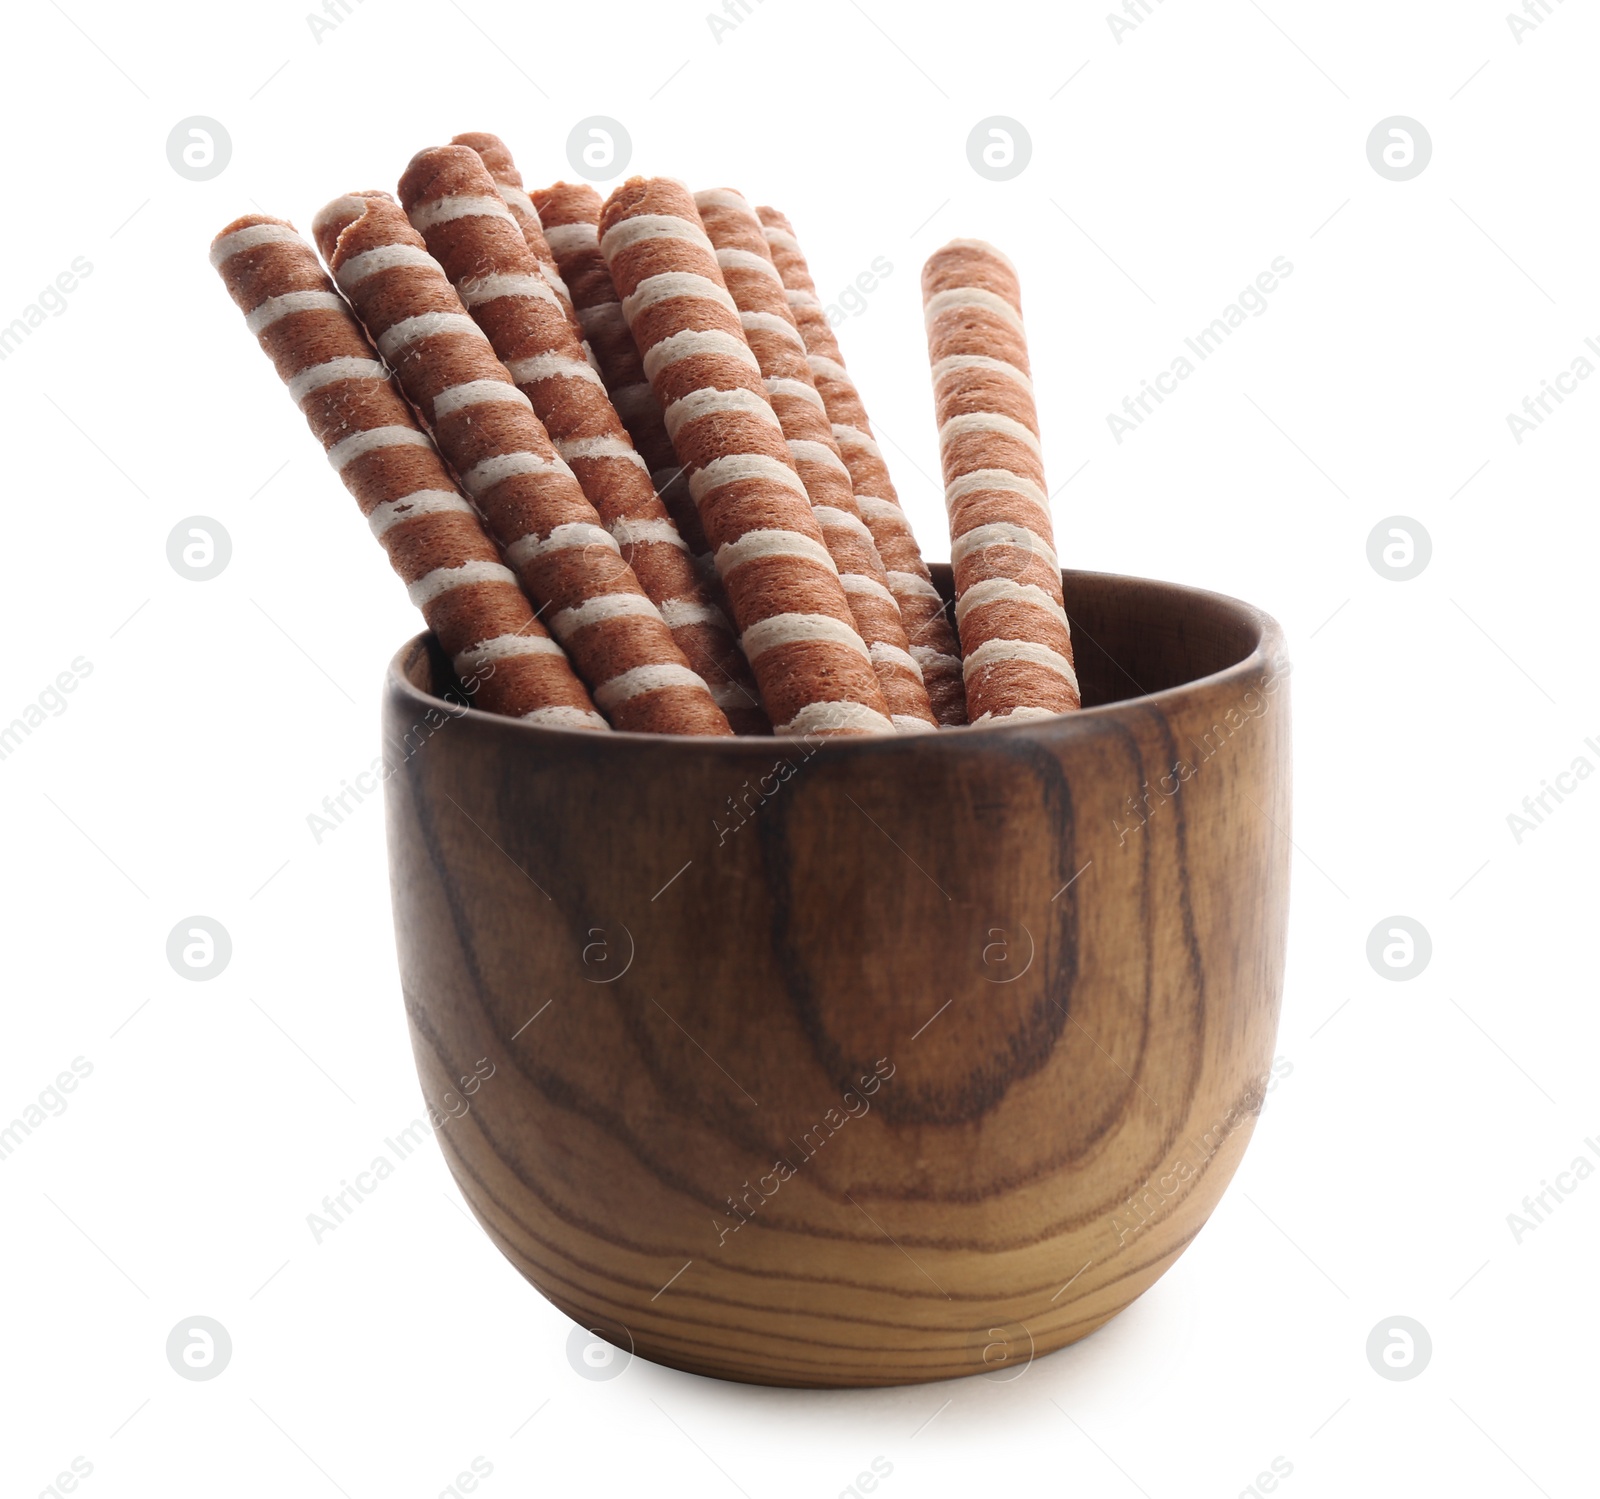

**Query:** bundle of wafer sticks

left=212, top=134, right=1080, bottom=738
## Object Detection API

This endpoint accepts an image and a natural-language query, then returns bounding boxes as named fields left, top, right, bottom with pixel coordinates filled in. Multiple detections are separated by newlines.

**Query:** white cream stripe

left=600, top=213, right=715, bottom=259
left=911, top=646, right=962, bottom=672
left=642, top=328, right=761, bottom=382
left=923, top=286, right=1024, bottom=331
left=740, top=310, right=805, bottom=347
left=944, top=467, right=1050, bottom=509
left=376, top=312, right=484, bottom=359
left=787, top=439, right=851, bottom=476
left=954, top=578, right=1070, bottom=630
left=505, top=352, right=606, bottom=389
left=327, top=426, right=432, bottom=471
left=660, top=598, right=729, bottom=630
left=887, top=571, right=943, bottom=601
left=433, top=380, right=531, bottom=420
left=742, top=613, right=871, bottom=662
left=784, top=289, right=822, bottom=309
left=807, top=355, right=851, bottom=384
left=856, top=496, right=908, bottom=525
left=367, top=490, right=475, bottom=537
left=543, top=222, right=599, bottom=256
left=663, top=386, right=780, bottom=441
left=892, top=715, right=937, bottom=734
left=554, top=436, right=651, bottom=471
left=594, top=663, right=710, bottom=711
left=840, top=573, right=898, bottom=605
left=453, top=634, right=567, bottom=672
left=715, top=527, right=837, bottom=576
left=494, top=183, right=539, bottom=220
left=407, top=560, right=519, bottom=607
left=972, top=705, right=1060, bottom=725
left=461, top=450, right=572, bottom=497
left=691, top=453, right=809, bottom=505
left=933, top=353, right=1034, bottom=391
left=831, top=425, right=882, bottom=459
left=765, top=377, right=826, bottom=410
left=335, top=244, right=437, bottom=290
left=951, top=522, right=1058, bottom=572
left=289, top=357, right=388, bottom=404
left=762, top=228, right=801, bottom=254
left=522, top=705, right=610, bottom=730
left=623, top=272, right=737, bottom=320
left=458, top=272, right=559, bottom=310
left=539, top=264, right=576, bottom=304
left=695, top=189, right=754, bottom=213
left=715, top=247, right=784, bottom=283
left=869, top=641, right=922, bottom=676
left=963, top=637, right=1080, bottom=693
left=612, top=518, right=690, bottom=553
left=506, top=522, right=618, bottom=568
left=210, top=222, right=300, bottom=267
left=409, top=194, right=518, bottom=232
left=550, top=592, right=663, bottom=641
left=939, top=411, right=1042, bottom=455
left=246, top=290, right=345, bottom=335
left=813, top=506, right=875, bottom=543
left=777, top=700, right=893, bottom=737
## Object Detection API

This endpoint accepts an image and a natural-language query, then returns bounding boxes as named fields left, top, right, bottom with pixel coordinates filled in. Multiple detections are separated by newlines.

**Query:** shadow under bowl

left=382, top=565, right=1292, bottom=1387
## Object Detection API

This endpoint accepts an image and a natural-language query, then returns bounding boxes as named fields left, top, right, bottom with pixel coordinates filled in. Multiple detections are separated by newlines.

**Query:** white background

left=1, top=0, right=1596, bottom=1494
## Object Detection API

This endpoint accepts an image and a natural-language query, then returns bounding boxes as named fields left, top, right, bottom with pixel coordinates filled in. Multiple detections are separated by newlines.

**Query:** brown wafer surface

left=211, top=213, right=606, bottom=730
left=757, top=207, right=968, bottom=727
left=400, top=146, right=765, bottom=735
left=529, top=179, right=713, bottom=577
left=693, top=189, right=934, bottom=735
left=599, top=178, right=893, bottom=738
left=319, top=193, right=732, bottom=737
left=922, top=238, right=1079, bottom=723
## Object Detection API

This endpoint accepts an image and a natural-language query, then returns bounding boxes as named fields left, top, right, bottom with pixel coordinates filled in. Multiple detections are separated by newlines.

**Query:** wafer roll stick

left=922, top=239, right=1079, bottom=723
left=757, top=208, right=968, bottom=727
left=319, top=194, right=732, bottom=737
left=528, top=180, right=711, bottom=576
left=447, top=132, right=591, bottom=358
left=399, top=147, right=766, bottom=736
left=599, top=178, right=894, bottom=738
left=210, top=214, right=606, bottom=730
left=694, top=189, right=935, bottom=735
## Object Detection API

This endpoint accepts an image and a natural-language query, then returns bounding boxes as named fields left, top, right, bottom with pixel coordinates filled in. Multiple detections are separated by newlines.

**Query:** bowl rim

left=384, top=566, right=1288, bottom=754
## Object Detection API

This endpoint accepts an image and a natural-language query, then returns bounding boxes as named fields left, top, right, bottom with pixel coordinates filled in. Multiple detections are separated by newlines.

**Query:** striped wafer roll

left=210, top=214, right=606, bottom=731
left=399, top=147, right=766, bottom=736
left=528, top=180, right=711, bottom=577
left=922, top=239, right=1079, bottom=724
left=693, top=189, right=935, bottom=735
left=598, top=178, right=894, bottom=738
left=318, top=193, right=732, bottom=738
left=446, top=132, right=591, bottom=357
left=756, top=208, right=968, bottom=727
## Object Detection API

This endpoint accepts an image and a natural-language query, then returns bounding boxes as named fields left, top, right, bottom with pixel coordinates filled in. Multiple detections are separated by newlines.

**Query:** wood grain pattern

left=384, top=566, right=1291, bottom=1387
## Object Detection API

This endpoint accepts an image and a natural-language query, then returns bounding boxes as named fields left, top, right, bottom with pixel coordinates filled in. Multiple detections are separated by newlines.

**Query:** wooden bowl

left=383, top=566, right=1290, bottom=1388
